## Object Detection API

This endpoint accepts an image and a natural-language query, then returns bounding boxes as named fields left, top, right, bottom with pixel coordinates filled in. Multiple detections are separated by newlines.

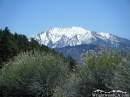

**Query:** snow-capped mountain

left=30, top=27, right=130, bottom=48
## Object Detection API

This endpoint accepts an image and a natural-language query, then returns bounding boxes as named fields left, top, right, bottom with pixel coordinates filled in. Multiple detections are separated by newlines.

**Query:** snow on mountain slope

left=30, top=27, right=130, bottom=48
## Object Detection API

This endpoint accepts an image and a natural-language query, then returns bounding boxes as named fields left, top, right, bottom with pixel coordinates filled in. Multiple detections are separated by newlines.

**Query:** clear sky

left=0, top=0, right=130, bottom=39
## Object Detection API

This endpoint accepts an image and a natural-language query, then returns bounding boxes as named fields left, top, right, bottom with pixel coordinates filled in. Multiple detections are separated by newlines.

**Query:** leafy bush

left=72, top=49, right=130, bottom=97
left=0, top=51, right=69, bottom=97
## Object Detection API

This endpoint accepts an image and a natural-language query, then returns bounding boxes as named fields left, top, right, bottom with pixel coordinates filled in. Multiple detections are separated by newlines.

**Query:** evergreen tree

left=29, top=38, right=40, bottom=54
left=67, top=56, right=76, bottom=70
left=0, top=27, right=12, bottom=62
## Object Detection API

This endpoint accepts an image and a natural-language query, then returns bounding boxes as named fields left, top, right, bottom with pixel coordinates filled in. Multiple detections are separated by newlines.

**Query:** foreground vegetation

left=53, top=49, right=130, bottom=97
left=0, top=49, right=130, bottom=97
left=76, top=49, right=130, bottom=96
left=0, top=51, right=73, bottom=96
left=0, top=27, right=130, bottom=97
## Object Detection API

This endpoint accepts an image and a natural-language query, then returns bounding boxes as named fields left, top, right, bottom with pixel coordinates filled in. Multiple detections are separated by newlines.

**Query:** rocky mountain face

left=55, top=44, right=104, bottom=63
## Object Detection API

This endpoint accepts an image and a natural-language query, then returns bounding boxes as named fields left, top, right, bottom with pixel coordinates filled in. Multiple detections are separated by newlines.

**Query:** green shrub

left=0, top=51, right=69, bottom=97
left=72, top=49, right=130, bottom=97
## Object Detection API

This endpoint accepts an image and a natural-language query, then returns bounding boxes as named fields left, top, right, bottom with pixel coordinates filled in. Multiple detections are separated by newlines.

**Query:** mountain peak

left=70, top=26, right=85, bottom=29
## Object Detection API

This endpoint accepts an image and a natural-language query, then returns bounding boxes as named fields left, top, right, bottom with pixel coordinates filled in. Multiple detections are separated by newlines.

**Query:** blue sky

left=0, top=0, right=130, bottom=39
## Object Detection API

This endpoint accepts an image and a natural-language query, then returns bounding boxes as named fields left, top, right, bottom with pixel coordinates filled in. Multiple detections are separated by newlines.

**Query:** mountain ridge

left=30, top=27, right=130, bottom=49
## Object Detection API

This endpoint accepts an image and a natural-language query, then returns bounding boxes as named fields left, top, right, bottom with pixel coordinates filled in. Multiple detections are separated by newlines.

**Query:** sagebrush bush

left=71, top=49, right=130, bottom=97
left=0, top=51, right=69, bottom=97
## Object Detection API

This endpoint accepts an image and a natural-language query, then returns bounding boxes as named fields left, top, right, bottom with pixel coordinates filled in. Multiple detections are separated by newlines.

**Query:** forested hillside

left=0, top=27, right=76, bottom=68
left=0, top=27, right=39, bottom=64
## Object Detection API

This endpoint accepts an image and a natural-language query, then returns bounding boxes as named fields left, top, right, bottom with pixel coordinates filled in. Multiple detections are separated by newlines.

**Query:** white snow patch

left=98, top=32, right=110, bottom=38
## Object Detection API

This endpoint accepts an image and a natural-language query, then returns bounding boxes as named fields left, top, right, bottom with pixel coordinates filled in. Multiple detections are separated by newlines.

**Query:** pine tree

left=68, top=56, right=76, bottom=71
